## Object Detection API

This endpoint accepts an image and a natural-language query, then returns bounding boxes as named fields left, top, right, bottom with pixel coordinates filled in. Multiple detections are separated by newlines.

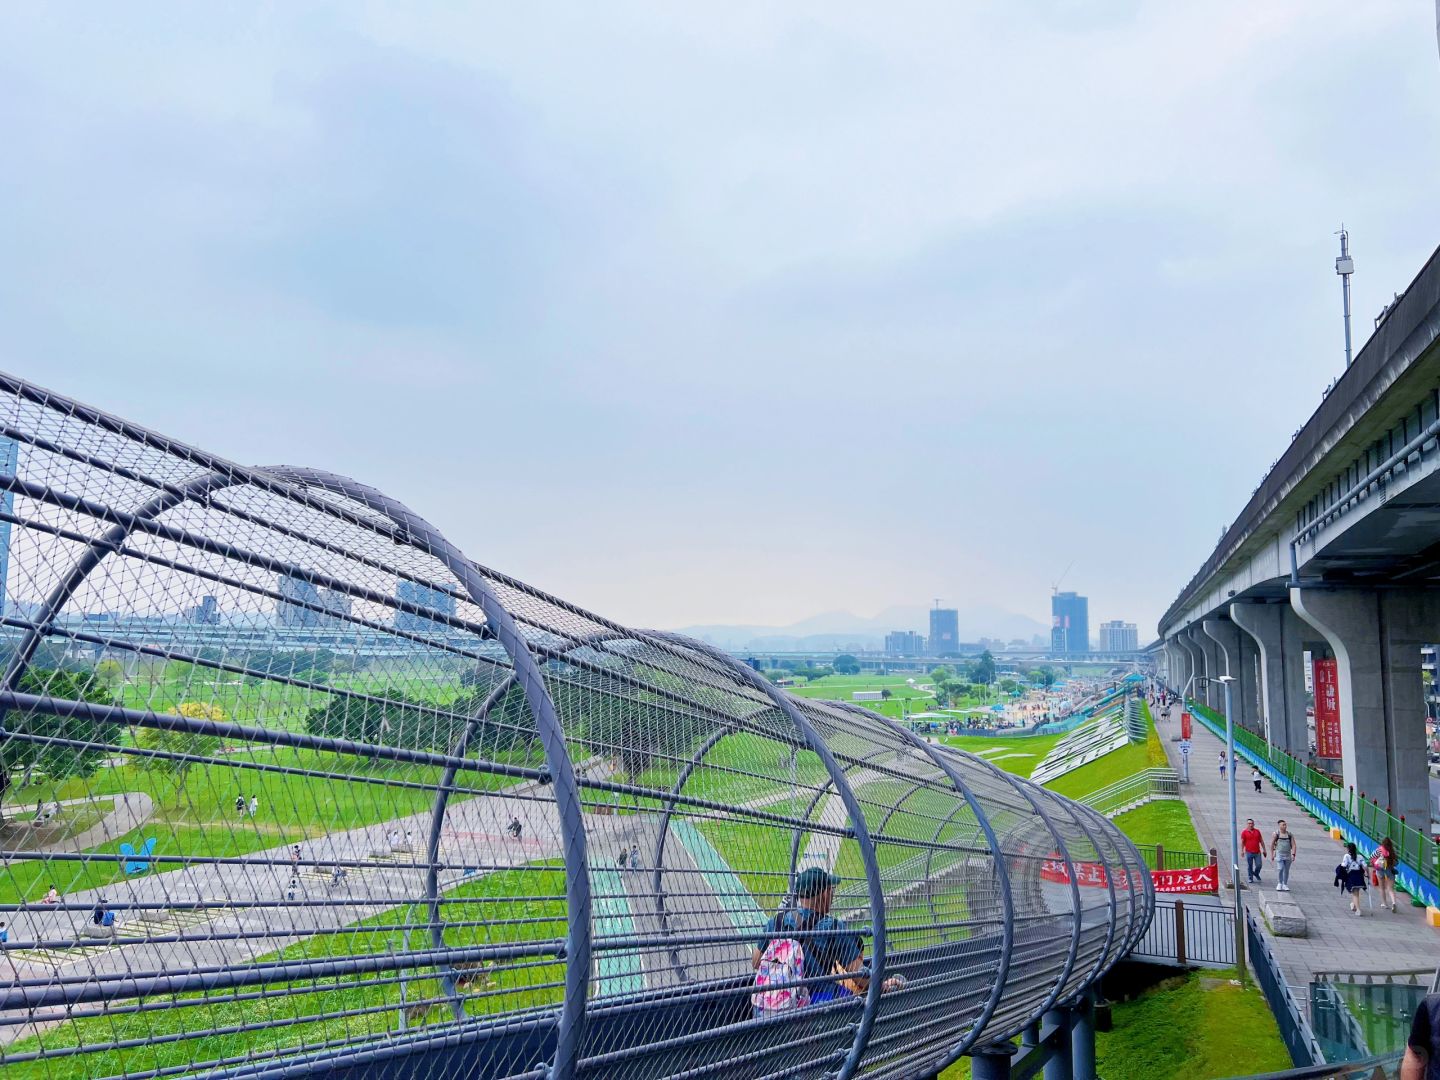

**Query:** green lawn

left=0, top=862, right=568, bottom=1080
left=941, top=969, right=1292, bottom=1079
left=937, top=731, right=1066, bottom=779
left=0, top=744, right=533, bottom=905
left=1040, top=714, right=1169, bottom=800
left=1111, top=800, right=1203, bottom=854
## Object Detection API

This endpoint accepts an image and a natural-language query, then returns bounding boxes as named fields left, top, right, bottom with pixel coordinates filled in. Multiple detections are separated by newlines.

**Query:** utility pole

left=1220, top=675, right=1246, bottom=985
left=1336, top=227, right=1355, bottom=368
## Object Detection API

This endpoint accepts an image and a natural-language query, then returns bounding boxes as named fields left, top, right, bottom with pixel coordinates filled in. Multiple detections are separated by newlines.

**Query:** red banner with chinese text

left=1040, top=858, right=1218, bottom=894
left=1180, top=710, right=1192, bottom=740
left=1314, top=657, right=1342, bottom=759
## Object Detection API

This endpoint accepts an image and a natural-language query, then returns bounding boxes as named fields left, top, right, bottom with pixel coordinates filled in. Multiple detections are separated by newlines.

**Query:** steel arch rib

left=886, top=721, right=1016, bottom=1060
left=966, top=755, right=1083, bottom=1031
left=0, top=469, right=239, bottom=731
left=647, top=633, right=888, bottom=1080
left=262, top=467, right=592, bottom=1080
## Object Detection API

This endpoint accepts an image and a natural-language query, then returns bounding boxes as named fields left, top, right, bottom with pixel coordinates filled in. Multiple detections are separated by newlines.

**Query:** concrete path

left=1161, top=711, right=1440, bottom=990
left=0, top=792, right=155, bottom=854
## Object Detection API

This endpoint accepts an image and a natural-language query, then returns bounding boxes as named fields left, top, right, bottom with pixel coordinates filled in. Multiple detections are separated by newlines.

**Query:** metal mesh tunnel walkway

left=0, top=373, right=1152, bottom=1080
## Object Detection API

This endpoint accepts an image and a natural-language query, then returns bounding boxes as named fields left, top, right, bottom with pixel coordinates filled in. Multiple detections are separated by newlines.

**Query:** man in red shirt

left=1241, top=818, right=1267, bottom=884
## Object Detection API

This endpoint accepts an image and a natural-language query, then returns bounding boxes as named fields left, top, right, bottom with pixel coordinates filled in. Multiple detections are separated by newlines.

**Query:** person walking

left=1240, top=818, right=1267, bottom=884
left=1372, top=837, right=1399, bottom=912
left=1336, top=842, right=1368, bottom=916
left=248, top=795, right=259, bottom=818
left=629, top=843, right=641, bottom=871
left=1218, top=750, right=1228, bottom=780
left=1270, top=819, right=1298, bottom=892
left=1251, top=766, right=1262, bottom=794
left=235, top=795, right=245, bottom=820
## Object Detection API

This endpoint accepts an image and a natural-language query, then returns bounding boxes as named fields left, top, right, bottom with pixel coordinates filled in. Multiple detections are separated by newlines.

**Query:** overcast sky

left=3, top=3, right=1439, bottom=638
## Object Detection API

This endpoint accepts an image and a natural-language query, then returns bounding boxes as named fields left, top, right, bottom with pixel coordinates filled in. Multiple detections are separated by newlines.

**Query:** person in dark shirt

left=1403, top=993, right=1440, bottom=1079
left=752, top=867, right=901, bottom=1003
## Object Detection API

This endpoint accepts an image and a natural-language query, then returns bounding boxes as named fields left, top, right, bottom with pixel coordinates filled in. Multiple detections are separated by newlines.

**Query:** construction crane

left=1051, top=560, right=1075, bottom=596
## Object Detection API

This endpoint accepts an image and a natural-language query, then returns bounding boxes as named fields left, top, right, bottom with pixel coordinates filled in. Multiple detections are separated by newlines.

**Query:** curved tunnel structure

left=0, top=374, right=1151, bottom=1080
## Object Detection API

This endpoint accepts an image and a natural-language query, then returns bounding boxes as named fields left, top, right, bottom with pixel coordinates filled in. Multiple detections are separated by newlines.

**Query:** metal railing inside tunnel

left=0, top=372, right=1152, bottom=1080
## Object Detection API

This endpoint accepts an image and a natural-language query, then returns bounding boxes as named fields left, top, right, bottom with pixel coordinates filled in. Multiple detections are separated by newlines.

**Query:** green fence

left=1187, top=701, right=1440, bottom=907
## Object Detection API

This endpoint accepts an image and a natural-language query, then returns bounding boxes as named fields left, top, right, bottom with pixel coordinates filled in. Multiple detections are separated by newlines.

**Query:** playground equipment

left=0, top=373, right=1152, bottom=1080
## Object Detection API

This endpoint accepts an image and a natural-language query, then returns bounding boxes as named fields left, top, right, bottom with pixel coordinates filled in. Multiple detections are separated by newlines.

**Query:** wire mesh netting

left=0, top=373, right=1152, bottom=1080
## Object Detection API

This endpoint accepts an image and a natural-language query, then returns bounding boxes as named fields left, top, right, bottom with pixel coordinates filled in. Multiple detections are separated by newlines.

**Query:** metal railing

left=1074, top=768, right=1180, bottom=818
left=1130, top=898, right=1235, bottom=967
left=1247, top=907, right=1324, bottom=1068
left=1187, top=701, right=1440, bottom=908
left=1310, top=968, right=1435, bottom=1064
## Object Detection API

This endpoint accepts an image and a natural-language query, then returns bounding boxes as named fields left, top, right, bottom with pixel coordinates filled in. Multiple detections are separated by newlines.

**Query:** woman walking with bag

left=1372, top=837, right=1399, bottom=912
left=1336, top=842, right=1367, bottom=917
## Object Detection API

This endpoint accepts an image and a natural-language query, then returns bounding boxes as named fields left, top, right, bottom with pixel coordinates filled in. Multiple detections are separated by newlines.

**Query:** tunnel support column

left=1290, top=587, right=1439, bottom=825
left=1070, top=993, right=1097, bottom=1080
left=1231, top=601, right=1309, bottom=755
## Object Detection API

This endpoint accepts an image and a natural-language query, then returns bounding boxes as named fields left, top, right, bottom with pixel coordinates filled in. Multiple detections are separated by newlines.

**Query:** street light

left=1218, top=674, right=1247, bottom=983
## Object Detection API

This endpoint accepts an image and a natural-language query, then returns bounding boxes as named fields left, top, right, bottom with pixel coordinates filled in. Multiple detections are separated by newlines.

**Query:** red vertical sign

left=1180, top=711, right=1192, bottom=740
left=1314, top=658, right=1342, bottom=758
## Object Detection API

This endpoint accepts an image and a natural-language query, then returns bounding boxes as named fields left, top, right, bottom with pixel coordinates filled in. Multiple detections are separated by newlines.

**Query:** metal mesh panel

left=0, top=373, right=1151, bottom=1080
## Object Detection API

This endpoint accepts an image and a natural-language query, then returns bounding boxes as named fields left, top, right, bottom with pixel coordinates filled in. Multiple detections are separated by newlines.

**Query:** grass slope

left=940, top=969, right=1292, bottom=1079
left=1111, top=800, right=1203, bottom=853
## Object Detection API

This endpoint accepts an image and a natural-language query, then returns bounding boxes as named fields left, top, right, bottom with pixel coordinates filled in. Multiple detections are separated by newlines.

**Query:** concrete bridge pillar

left=1239, top=633, right=1263, bottom=735
left=1290, top=587, right=1440, bottom=826
left=1187, top=625, right=1221, bottom=711
left=1179, top=628, right=1206, bottom=703
left=1165, top=639, right=1189, bottom=693
left=1230, top=601, right=1309, bottom=755
left=1202, top=619, right=1249, bottom=731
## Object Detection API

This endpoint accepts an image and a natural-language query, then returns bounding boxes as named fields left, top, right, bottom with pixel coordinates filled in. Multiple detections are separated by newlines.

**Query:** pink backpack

left=752, top=934, right=809, bottom=1012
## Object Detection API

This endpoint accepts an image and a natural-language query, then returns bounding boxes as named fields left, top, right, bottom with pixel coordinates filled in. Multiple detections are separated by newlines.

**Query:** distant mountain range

left=669, top=605, right=1049, bottom=652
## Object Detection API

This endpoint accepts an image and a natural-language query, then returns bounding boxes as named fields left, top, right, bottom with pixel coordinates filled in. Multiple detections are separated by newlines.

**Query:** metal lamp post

left=1219, top=675, right=1246, bottom=983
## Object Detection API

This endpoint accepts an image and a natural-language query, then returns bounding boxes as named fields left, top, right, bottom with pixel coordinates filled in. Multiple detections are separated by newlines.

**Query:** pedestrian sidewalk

left=1158, top=709, right=1440, bottom=989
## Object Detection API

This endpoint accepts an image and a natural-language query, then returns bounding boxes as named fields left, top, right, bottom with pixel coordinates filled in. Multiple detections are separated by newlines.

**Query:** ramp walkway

left=0, top=372, right=1152, bottom=1080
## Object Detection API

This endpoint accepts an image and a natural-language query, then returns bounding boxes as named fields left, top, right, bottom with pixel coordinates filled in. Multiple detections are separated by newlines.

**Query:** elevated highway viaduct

left=1158, top=242, right=1440, bottom=826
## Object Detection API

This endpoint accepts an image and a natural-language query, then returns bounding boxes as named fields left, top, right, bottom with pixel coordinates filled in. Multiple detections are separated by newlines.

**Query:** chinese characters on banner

left=1180, top=710, right=1192, bottom=740
left=1314, top=657, right=1342, bottom=759
left=1039, top=858, right=1219, bottom=894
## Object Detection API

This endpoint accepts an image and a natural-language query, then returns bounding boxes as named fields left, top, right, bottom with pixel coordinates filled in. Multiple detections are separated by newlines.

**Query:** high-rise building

left=395, top=579, right=458, bottom=634
left=189, top=594, right=220, bottom=625
left=278, top=575, right=322, bottom=627
left=278, top=576, right=351, bottom=628
left=929, top=607, right=960, bottom=656
left=1051, top=591, right=1090, bottom=656
left=1098, top=620, right=1138, bottom=653
left=884, top=630, right=926, bottom=655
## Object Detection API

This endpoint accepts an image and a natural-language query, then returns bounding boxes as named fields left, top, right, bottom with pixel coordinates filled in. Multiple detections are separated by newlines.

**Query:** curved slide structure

left=0, top=373, right=1151, bottom=1080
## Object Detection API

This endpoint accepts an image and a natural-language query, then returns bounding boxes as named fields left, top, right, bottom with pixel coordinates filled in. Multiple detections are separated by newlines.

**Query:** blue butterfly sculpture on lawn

left=120, top=837, right=157, bottom=875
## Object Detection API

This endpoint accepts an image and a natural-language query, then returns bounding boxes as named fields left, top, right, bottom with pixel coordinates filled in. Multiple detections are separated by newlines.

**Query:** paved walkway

left=1159, top=707, right=1440, bottom=989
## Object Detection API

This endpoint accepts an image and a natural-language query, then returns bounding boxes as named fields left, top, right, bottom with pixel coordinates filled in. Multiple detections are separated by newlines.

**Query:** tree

left=0, top=669, right=115, bottom=809
left=94, top=660, right=125, bottom=691
left=833, top=655, right=861, bottom=675
left=998, top=678, right=1020, bottom=696
left=134, top=702, right=225, bottom=800
left=971, top=651, right=997, bottom=686
left=929, top=665, right=955, bottom=684
left=1035, top=666, right=1059, bottom=690
left=880, top=688, right=893, bottom=700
